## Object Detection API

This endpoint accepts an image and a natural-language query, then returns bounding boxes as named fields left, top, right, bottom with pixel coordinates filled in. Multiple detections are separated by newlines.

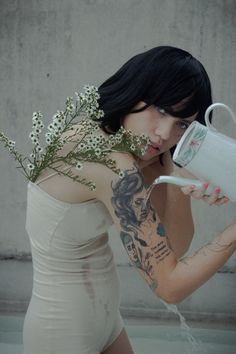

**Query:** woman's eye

left=156, top=106, right=166, bottom=115
left=177, top=121, right=190, bottom=130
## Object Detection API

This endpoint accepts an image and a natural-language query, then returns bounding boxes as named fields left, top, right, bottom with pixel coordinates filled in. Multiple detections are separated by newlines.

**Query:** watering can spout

left=146, top=176, right=206, bottom=202
left=153, top=175, right=203, bottom=188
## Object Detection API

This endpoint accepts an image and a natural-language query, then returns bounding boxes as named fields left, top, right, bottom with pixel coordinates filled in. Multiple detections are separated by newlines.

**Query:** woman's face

left=123, top=101, right=197, bottom=161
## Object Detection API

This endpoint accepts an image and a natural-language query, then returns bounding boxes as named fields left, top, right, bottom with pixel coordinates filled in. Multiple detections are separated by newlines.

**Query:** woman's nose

left=154, top=118, right=173, bottom=140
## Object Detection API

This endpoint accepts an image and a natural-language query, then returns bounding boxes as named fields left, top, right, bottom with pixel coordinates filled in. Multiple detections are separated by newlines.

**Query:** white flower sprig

left=0, top=85, right=149, bottom=190
left=59, top=120, right=149, bottom=190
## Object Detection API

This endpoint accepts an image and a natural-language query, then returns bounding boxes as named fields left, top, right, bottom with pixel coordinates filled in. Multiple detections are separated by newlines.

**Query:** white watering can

left=151, top=103, right=236, bottom=202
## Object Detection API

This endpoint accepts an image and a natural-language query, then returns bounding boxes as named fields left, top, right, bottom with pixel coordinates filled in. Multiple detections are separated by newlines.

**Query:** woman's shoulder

left=69, top=121, right=139, bottom=165
left=72, top=146, right=138, bottom=187
left=53, top=119, right=151, bottom=198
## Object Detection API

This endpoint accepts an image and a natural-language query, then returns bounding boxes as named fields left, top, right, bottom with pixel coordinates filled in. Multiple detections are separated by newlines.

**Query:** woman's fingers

left=181, top=182, right=230, bottom=205
left=181, top=182, right=209, bottom=199
left=204, top=187, right=222, bottom=205
left=208, top=196, right=230, bottom=206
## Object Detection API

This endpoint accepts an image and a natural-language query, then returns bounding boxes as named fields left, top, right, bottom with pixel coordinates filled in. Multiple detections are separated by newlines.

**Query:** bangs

left=151, top=73, right=211, bottom=124
left=160, top=93, right=200, bottom=118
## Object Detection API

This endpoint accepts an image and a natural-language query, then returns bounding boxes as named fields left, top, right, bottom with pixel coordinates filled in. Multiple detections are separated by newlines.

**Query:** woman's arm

left=94, top=158, right=236, bottom=304
left=168, top=225, right=236, bottom=303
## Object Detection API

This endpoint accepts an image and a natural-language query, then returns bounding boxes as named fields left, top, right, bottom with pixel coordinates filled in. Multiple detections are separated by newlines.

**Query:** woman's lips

left=150, top=141, right=161, bottom=149
left=147, top=144, right=161, bottom=154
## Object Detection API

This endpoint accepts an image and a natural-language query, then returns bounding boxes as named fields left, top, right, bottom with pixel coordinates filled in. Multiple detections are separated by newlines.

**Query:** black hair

left=98, top=46, right=212, bottom=134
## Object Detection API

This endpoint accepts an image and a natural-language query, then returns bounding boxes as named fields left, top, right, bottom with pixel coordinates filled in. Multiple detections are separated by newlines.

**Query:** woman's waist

left=29, top=230, right=112, bottom=257
left=31, top=259, right=120, bottom=301
left=32, top=243, right=115, bottom=276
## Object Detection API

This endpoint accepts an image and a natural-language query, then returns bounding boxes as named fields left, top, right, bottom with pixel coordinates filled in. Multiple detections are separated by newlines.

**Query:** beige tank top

left=25, top=168, right=114, bottom=276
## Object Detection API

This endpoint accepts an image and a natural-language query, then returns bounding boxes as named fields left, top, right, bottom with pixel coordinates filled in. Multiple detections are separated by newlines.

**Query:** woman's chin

left=143, top=149, right=161, bottom=161
left=137, top=154, right=160, bottom=169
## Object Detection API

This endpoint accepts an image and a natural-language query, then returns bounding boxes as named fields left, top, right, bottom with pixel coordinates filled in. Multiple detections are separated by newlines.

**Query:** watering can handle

left=204, top=103, right=236, bottom=130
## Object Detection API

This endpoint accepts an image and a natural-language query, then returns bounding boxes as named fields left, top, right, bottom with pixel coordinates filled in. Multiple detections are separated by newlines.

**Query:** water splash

left=160, top=300, right=207, bottom=354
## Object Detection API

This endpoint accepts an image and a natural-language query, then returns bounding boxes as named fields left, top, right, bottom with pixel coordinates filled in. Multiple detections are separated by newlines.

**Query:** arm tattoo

left=180, top=234, right=236, bottom=266
left=111, top=166, right=172, bottom=291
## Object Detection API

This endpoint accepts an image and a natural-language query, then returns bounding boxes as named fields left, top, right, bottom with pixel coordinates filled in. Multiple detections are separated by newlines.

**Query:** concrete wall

left=0, top=0, right=236, bottom=320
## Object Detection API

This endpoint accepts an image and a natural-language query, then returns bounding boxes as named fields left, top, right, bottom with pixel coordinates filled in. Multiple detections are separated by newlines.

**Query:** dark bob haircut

left=97, top=46, right=212, bottom=134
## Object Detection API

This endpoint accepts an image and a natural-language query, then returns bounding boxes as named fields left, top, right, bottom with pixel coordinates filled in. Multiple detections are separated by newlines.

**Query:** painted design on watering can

left=175, top=124, right=207, bottom=167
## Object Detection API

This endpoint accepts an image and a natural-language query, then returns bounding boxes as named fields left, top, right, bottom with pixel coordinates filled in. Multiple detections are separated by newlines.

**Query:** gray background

left=0, top=0, right=236, bottom=321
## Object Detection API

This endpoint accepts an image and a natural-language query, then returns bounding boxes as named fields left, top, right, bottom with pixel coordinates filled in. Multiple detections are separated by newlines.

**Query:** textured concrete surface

left=0, top=0, right=236, bottom=316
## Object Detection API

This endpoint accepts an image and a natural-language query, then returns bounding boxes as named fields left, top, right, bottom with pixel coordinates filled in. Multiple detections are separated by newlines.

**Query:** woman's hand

left=172, top=166, right=230, bottom=206
left=181, top=182, right=230, bottom=206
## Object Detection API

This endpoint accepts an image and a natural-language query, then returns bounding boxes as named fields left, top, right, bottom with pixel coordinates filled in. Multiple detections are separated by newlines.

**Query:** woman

left=23, top=46, right=236, bottom=354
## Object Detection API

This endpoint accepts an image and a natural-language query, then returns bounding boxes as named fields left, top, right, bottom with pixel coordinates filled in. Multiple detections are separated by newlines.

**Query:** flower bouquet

left=0, top=85, right=149, bottom=190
